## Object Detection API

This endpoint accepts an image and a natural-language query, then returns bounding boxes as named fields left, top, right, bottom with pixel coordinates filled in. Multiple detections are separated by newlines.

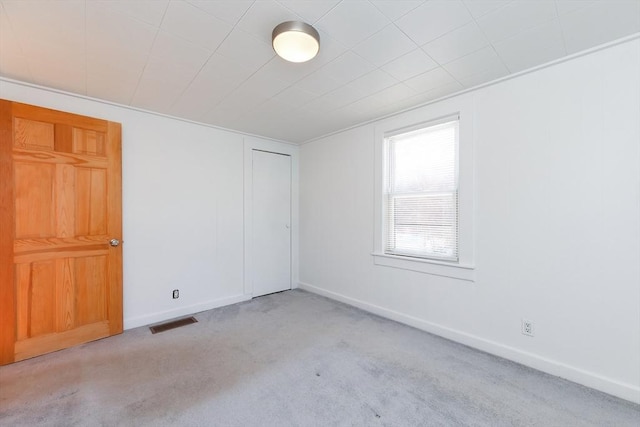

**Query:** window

left=373, top=99, right=474, bottom=281
left=384, top=117, right=459, bottom=261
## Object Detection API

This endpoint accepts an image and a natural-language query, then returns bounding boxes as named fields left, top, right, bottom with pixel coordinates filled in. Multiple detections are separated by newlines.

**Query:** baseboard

left=298, top=282, right=640, bottom=404
left=124, top=293, right=252, bottom=330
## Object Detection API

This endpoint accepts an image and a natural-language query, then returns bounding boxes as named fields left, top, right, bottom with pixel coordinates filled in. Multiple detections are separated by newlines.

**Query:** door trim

left=243, top=137, right=299, bottom=298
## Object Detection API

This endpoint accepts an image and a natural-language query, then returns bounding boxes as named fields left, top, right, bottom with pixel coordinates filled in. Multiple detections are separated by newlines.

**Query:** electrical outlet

left=522, top=319, right=534, bottom=337
left=172, top=289, right=179, bottom=299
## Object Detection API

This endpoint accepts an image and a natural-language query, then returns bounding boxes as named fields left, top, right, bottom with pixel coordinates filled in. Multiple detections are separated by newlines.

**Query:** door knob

left=109, top=238, right=120, bottom=247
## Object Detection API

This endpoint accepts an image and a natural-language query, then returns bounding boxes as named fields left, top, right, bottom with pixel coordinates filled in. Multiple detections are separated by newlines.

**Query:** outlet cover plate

left=522, top=318, right=534, bottom=337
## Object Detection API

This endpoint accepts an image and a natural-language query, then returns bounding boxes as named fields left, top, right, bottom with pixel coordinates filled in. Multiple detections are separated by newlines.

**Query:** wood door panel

left=21, top=260, right=57, bottom=337
left=1, top=99, right=122, bottom=364
left=14, top=118, right=54, bottom=150
left=72, top=128, right=106, bottom=156
left=16, top=259, right=77, bottom=340
left=76, top=168, right=108, bottom=235
left=14, top=162, right=55, bottom=238
left=16, top=256, right=108, bottom=342
left=75, top=256, right=108, bottom=326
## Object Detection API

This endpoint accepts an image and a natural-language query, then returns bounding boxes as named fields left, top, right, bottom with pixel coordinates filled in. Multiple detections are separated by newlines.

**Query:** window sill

left=371, top=252, right=475, bottom=282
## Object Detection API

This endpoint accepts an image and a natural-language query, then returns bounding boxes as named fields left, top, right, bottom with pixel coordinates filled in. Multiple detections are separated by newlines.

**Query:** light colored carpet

left=1, top=289, right=638, bottom=426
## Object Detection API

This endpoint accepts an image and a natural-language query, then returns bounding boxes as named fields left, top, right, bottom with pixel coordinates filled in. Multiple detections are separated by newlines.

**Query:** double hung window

left=383, top=117, right=459, bottom=261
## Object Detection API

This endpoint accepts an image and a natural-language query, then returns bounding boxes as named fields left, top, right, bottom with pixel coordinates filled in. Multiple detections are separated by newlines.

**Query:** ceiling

left=0, top=1, right=639, bottom=144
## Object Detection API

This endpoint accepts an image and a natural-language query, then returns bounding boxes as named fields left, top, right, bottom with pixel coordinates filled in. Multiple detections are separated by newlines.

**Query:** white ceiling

left=1, top=0, right=639, bottom=143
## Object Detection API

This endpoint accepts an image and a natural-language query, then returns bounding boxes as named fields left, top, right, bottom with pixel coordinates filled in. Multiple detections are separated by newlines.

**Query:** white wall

left=299, top=38, right=640, bottom=403
left=0, top=78, right=297, bottom=330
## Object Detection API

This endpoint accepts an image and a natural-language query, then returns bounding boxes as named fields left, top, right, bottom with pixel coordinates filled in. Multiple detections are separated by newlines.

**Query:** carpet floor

left=1, top=289, right=638, bottom=426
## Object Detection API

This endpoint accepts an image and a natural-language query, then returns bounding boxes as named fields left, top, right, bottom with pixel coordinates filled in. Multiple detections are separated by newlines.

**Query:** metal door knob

left=109, top=239, right=120, bottom=247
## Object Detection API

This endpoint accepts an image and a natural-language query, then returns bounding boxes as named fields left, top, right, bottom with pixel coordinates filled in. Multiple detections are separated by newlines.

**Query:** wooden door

left=0, top=100, right=123, bottom=365
left=251, top=150, right=291, bottom=297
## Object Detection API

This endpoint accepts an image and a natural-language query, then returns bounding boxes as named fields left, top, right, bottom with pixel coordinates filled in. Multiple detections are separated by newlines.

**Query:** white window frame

left=373, top=97, right=475, bottom=282
left=384, top=116, right=460, bottom=261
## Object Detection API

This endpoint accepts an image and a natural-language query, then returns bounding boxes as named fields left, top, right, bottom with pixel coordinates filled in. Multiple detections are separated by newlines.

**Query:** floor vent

left=149, top=317, right=198, bottom=334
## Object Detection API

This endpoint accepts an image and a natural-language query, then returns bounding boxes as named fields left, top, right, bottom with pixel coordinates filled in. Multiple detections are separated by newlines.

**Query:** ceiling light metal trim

left=272, top=21, right=320, bottom=63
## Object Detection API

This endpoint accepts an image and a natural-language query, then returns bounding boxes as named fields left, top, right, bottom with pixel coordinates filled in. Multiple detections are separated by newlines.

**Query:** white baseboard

left=298, top=282, right=640, bottom=404
left=124, top=293, right=252, bottom=330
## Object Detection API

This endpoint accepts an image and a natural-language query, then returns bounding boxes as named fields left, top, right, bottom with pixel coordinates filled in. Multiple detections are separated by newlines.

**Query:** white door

left=252, top=150, right=291, bottom=297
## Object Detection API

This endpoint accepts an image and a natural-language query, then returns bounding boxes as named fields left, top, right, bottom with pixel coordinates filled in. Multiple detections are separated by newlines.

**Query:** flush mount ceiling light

left=272, top=21, right=320, bottom=63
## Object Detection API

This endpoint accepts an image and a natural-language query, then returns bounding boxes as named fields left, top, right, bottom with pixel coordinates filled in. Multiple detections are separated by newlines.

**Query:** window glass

left=384, top=119, right=459, bottom=261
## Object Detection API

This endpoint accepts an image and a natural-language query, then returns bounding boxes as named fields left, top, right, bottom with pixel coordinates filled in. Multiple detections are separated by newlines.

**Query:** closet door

left=251, top=150, right=291, bottom=297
